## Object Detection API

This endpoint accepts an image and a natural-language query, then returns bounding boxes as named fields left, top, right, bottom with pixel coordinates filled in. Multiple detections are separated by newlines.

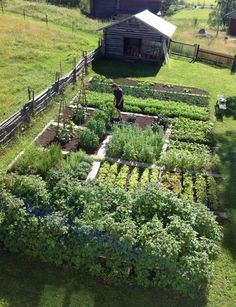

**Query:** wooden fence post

left=73, top=58, right=77, bottom=83
left=55, top=72, right=60, bottom=93
left=23, top=9, right=26, bottom=20
left=46, top=14, right=48, bottom=26
left=84, top=51, right=88, bottom=74
left=231, top=55, right=236, bottom=73
left=194, top=44, right=200, bottom=62
left=31, top=89, right=35, bottom=116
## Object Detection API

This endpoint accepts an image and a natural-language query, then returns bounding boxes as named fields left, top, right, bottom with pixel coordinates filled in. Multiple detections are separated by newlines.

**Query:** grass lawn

left=184, top=0, right=216, bottom=6
left=0, top=0, right=103, bottom=122
left=168, top=8, right=236, bottom=55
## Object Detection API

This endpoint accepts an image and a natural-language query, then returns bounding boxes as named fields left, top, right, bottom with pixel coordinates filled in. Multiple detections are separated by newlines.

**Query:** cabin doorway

left=124, top=37, right=142, bottom=58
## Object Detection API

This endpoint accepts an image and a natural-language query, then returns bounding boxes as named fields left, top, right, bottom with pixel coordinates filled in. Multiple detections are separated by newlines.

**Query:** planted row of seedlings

left=97, top=161, right=218, bottom=209
left=97, top=161, right=159, bottom=193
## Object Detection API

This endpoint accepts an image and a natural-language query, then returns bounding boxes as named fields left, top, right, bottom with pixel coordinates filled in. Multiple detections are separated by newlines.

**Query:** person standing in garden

left=112, top=83, right=124, bottom=120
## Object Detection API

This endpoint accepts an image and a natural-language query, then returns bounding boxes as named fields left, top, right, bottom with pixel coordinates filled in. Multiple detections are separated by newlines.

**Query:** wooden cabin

left=98, top=10, right=176, bottom=63
left=226, top=10, right=236, bottom=36
left=90, top=0, right=162, bottom=19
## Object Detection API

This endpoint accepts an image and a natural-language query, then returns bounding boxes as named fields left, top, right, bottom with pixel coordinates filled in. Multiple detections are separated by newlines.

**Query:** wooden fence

left=0, top=47, right=102, bottom=145
left=169, top=40, right=236, bottom=71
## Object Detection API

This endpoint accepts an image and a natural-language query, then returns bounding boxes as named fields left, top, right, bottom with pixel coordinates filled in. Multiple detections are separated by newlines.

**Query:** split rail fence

left=0, top=47, right=102, bottom=145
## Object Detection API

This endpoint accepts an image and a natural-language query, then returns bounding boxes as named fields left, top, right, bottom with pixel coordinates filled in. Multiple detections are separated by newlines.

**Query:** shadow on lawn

left=92, top=58, right=162, bottom=79
left=0, top=251, right=207, bottom=307
left=215, top=131, right=236, bottom=260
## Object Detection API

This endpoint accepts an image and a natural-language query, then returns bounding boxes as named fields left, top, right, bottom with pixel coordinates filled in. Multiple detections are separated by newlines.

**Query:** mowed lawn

left=168, top=8, right=236, bottom=55
left=0, top=13, right=100, bottom=122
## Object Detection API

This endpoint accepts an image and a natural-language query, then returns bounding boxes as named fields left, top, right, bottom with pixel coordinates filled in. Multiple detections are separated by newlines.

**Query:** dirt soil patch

left=115, top=78, right=208, bottom=96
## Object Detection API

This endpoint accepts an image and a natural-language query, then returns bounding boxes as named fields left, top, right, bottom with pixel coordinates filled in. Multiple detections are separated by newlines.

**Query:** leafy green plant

left=78, top=128, right=99, bottom=151
left=85, top=92, right=209, bottom=121
left=107, top=126, right=163, bottom=163
left=150, top=167, right=159, bottom=183
left=55, top=125, right=73, bottom=145
left=87, top=119, right=106, bottom=139
left=73, top=104, right=87, bottom=125
left=207, top=177, right=218, bottom=210
left=89, top=77, right=209, bottom=107
left=139, top=168, right=150, bottom=188
left=161, top=172, right=182, bottom=196
left=116, top=164, right=129, bottom=189
left=105, top=163, right=118, bottom=186
left=195, top=175, right=207, bottom=205
left=183, top=172, right=194, bottom=202
left=98, top=161, right=110, bottom=183
left=171, top=118, right=214, bottom=144
left=128, top=167, right=139, bottom=193
left=11, top=144, right=62, bottom=178
left=160, top=148, right=217, bottom=172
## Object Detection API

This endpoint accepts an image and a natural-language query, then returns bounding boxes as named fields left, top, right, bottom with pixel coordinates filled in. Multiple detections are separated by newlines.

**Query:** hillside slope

left=0, top=0, right=103, bottom=122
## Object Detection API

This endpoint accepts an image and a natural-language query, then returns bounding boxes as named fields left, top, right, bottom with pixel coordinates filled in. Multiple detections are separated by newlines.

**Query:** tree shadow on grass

left=0, top=251, right=207, bottom=307
left=92, top=58, right=162, bottom=79
left=215, top=131, right=236, bottom=260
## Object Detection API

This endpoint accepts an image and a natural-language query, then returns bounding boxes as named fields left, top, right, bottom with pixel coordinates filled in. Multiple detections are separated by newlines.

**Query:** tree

left=209, top=0, right=236, bottom=32
left=0, top=0, right=7, bottom=14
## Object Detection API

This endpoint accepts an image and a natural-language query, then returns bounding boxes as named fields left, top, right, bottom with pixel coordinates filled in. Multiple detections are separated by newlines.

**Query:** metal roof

left=226, top=10, right=236, bottom=19
left=98, top=10, right=176, bottom=38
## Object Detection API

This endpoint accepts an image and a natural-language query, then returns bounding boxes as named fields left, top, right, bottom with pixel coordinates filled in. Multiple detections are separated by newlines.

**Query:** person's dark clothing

left=113, top=88, right=124, bottom=111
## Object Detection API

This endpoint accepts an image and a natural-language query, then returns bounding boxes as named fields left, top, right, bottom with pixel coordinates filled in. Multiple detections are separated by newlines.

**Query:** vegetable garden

left=0, top=75, right=223, bottom=296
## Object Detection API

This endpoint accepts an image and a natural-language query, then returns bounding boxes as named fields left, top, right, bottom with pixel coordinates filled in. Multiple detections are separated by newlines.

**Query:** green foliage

left=128, top=167, right=139, bottom=193
left=98, top=161, right=110, bottom=183
left=160, top=148, right=219, bottom=172
left=116, top=164, right=129, bottom=189
left=107, top=126, right=164, bottom=163
left=171, top=117, right=214, bottom=144
left=55, top=125, right=73, bottom=145
left=150, top=167, right=159, bottom=183
left=183, top=172, right=194, bottom=202
left=86, top=119, right=106, bottom=139
left=2, top=173, right=50, bottom=209
left=195, top=174, right=207, bottom=205
left=0, top=172, right=222, bottom=295
left=106, top=163, right=118, bottom=186
left=73, top=104, right=87, bottom=125
left=89, top=77, right=209, bottom=107
left=207, top=176, right=218, bottom=210
left=86, top=91, right=209, bottom=121
left=161, top=172, right=182, bottom=196
left=139, top=168, right=150, bottom=188
left=78, top=128, right=99, bottom=151
left=11, top=144, right=62, bottom=178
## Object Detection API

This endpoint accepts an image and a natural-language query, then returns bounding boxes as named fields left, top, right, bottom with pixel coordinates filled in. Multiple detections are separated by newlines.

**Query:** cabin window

left=124, top=37, right=142, bottom=57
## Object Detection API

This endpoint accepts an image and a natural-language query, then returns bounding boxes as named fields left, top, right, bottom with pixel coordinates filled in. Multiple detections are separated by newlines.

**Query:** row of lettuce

left=88, top=77, right=209, bottom=107
left=0, top=149, right=222, bottom=294
left=98, top=161, right=218, bottom=209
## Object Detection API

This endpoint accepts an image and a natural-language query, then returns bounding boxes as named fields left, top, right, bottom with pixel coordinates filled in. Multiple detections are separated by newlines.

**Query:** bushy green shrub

left=108, top=126, right=163, bottom=163
left=87, top=119, right=106, bottom=139
left=2, top=174, right=50, bottom=209
left=0, top=177, right=222, bottom=295
left=11, top=144, right=62, bottom=178
left=78, top=128, right=99, bottom=151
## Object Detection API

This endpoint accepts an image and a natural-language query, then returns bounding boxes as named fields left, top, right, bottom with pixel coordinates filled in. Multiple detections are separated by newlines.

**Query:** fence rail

left=169, top=40, right=236, bottom=71
left=0, top=47, right=102, bottom=145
